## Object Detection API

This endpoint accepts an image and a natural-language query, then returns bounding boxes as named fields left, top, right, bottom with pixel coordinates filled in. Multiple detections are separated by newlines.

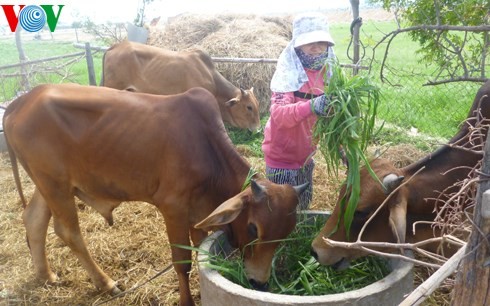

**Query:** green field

left=0, top=39, right=104, bottom=101
left=0, top=20, right=485, bottom=150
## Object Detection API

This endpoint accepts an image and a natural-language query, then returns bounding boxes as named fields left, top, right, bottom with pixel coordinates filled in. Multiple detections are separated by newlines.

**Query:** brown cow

left=101, top=41, right=261, bottom=131
left=3, top=84, right=307, bottom=306
left=311, top=80, right=490, bottom=268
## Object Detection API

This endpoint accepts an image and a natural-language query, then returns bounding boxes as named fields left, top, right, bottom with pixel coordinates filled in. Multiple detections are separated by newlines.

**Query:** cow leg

left=169, top=236, right=195, bottom=306
left=158, top=210, right=195, bottom=306
left=22, top=188, right=57, bottom=283
left=47, top=193, right=120, bottom=294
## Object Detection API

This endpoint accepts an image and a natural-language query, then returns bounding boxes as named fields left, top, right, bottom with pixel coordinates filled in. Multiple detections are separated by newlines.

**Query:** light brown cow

left=311, top=80, right=490, bottom=268
left=102, top=41, right=261, bottom=131
left=3, top=84, right=307, bottom=306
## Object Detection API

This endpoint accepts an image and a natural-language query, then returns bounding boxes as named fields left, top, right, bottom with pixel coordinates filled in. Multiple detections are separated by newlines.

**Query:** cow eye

left=247, top=223, right=258, bottom=239
left=247, top=105, right=253, bottom=111
left=354, top=210, right=370, bottom=220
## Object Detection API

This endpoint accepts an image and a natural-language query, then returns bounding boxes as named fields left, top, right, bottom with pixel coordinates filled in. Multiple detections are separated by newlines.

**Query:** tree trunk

left=15, top=26, right=30, bottom=92
left=451, top=132, right=490, bottom=305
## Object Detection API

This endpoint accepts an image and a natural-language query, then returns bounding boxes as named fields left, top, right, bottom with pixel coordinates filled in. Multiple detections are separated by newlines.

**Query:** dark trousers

left=265, top=160, right=314, bottom=210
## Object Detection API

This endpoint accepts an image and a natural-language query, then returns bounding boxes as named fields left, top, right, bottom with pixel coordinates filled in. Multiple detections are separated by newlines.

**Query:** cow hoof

left=38, top=271, right=59, bottom=284
left=109, top=284, right=124, bottom=296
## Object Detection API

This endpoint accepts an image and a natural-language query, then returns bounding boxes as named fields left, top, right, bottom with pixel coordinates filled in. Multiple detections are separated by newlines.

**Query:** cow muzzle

left=311, top=245, right=351, bottom=269
left=249, top=279, right=269, bottom=291
left=331, top=257, right=351, bottom=271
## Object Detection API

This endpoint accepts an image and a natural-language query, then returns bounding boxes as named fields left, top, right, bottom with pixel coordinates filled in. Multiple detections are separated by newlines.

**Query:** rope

left=346, top=17, right=366, bottom=62
left=93, top=263, right=174, bottom=305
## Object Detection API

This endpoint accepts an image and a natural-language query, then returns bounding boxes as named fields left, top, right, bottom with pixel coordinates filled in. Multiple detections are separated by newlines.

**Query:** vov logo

left=1, top=5, right=64, bottom=32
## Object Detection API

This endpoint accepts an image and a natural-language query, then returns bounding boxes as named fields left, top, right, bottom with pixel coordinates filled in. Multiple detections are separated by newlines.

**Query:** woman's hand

left=311, top=95, right=331, bottom=116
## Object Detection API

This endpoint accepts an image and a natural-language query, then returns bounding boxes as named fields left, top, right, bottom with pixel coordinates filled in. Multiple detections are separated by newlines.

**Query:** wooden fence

left=0, top=42, right=368, bottom=103
left=71, top=43, right=368, bottom=86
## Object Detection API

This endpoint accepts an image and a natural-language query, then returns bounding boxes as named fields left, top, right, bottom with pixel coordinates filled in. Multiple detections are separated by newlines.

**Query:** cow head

left=224, top=87, right=261, bottom=132
left=195, top=178, right=308, bottom=290
left=311, top=158, right=408, bottom=269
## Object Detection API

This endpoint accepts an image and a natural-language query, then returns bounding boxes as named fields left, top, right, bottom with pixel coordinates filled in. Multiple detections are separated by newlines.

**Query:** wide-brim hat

left=292, top=12, right=335, bottom=47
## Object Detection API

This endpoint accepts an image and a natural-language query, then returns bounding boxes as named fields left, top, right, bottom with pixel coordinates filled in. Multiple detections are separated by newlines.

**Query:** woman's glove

left=311, top=94, right=331, bottom=116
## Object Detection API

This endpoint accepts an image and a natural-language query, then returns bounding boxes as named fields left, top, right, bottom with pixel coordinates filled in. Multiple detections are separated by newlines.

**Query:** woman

left=262, top=12, right=336, bottom=210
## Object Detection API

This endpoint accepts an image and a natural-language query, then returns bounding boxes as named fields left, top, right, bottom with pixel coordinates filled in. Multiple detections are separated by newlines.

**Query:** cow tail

left=5, top=134, right=27, bottom=209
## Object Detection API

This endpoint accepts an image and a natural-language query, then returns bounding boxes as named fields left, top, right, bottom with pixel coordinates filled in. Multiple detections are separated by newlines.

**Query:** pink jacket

left=262, top=68, right=325, bottom=169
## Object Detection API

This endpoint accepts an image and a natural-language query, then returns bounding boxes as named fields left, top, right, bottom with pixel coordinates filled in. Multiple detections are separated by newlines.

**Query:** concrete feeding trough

left=198, top=211, right=414, bottom=306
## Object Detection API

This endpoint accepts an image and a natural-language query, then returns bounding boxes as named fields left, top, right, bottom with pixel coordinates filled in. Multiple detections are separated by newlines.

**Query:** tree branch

left=371, top=24, right=490, bottom=85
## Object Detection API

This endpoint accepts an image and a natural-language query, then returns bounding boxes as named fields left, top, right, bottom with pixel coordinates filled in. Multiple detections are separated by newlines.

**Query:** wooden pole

left=350, top=0, right=361, bottom=75
left=85, top=42, right=96, bottom=86
left=451, top=131, right=490, bottom=305
left=399, top=244, right=466, bottom=306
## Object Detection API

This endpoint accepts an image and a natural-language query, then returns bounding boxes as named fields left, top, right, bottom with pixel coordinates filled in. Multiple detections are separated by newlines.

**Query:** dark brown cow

left=311, top=80, right=490, bottom=268
left=102, top=41, right=261, bottom=131
left=3, top=84, right=306, bottom=306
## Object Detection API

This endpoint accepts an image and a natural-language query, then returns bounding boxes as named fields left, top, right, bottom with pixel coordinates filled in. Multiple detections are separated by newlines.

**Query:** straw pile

left=148, top=14, right=293, bottom=115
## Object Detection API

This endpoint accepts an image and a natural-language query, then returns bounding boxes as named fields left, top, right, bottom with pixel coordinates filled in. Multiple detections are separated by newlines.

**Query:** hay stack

left=148, top=14, right=293, bottom=115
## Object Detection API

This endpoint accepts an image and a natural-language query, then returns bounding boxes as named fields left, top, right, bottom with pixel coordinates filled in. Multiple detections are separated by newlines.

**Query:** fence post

left=350, top=0, right=361, bottom=75
left=85, top=42, right=96, bottom=86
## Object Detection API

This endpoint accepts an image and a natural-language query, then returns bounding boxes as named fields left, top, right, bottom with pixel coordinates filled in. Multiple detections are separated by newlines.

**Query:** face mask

left=295, top=48, right=329, bottom=70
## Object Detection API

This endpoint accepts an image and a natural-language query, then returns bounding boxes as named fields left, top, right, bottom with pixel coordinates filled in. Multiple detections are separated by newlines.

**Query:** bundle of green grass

left=313, top=61, right=381, bottom=236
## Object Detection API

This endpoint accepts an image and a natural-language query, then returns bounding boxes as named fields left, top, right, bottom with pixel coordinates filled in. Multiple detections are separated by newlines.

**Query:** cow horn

left=240, top=88, right=246, bottom=96
left=251, top=179, right=267, bottom=202
left=382, top=174, right=405, bottom=194
left=293, top=182, right=309, bottom=196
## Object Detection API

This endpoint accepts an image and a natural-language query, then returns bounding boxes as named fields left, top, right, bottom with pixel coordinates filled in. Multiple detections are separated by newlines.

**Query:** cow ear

left=382, top=174, right=405, bottom=195
left=225, top=97, right=239, bottom=107
left=194, top=195, right=245, bottom=230
left=388, top=198, right=407, bottom=243
left=249, top=87, right=254, bottom=93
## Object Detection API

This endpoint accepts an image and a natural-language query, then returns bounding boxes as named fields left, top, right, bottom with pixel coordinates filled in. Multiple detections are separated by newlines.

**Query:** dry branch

left=372, top=24, right=490, bottom=85
left=323, top=235, right=464, bottom=269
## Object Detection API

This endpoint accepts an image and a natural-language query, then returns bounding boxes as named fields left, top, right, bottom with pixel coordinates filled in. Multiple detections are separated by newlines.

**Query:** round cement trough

left=198, top=211, right=414, bottom=306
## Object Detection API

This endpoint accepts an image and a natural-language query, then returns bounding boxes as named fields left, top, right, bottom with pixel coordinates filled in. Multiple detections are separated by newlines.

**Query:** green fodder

left=312, top=61, right=381, bottom=236
left=207, top=215, right=390, bottom=295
